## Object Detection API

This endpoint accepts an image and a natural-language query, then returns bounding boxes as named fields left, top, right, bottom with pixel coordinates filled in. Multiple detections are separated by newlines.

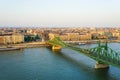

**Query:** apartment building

left=0, top=34, right=24, bottom=44
left=79, top=33, right=91, bottom=40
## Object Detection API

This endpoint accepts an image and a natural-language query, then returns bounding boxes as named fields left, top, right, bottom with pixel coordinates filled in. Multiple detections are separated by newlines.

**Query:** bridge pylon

left=94, top=40, right=109, bottom=69
left=52, top=45, right=62, bottom=51
left=95, top=61, right=109, bottom=69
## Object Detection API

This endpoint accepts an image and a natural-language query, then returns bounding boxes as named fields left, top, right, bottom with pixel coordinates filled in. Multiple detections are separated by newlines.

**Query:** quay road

left=64, top=39, right=120, bottom=44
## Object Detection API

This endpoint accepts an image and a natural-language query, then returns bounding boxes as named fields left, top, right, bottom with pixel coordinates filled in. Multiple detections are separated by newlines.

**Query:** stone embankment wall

left=0, top=42, right=49, bottom=48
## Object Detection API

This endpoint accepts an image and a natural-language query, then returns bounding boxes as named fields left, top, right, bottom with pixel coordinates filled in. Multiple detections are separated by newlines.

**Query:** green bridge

left=48, top=37, right=120, bottom=69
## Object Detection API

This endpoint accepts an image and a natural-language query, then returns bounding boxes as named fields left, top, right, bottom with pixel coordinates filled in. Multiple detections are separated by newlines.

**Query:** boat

left=0, top=47, right=21, bottom=51
left=79, top=42, right=86, bottom=45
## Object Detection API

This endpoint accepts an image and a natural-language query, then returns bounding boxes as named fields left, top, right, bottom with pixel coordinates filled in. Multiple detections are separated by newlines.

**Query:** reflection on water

left=94, top=68, right=110, bottom=80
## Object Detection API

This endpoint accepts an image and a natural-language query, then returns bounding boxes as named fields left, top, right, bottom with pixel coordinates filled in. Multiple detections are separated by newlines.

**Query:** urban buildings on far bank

left=48, top=27, right=120, bottom=41
left=0, top=27, right=120, bottom=44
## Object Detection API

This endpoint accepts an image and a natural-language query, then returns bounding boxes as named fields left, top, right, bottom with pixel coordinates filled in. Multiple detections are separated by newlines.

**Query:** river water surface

left=0, top=43, right=120, bottom=80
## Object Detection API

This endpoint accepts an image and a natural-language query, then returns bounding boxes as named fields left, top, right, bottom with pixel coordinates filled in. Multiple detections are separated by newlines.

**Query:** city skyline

left=0, top=0, right=120, bottom=27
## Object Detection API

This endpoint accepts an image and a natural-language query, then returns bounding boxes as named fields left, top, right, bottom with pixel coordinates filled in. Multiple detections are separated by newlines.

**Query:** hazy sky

left=0, top=0, right=120, bottom=27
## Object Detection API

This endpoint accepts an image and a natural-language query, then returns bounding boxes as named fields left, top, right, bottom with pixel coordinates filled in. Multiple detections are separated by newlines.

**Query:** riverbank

left=0, top=39, right=120, bottom=50
left=0, top=42, right=49, bottom=49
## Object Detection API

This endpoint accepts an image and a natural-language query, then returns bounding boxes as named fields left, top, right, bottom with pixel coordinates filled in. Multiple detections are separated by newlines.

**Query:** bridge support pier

left=95, top=62, right=109, bottom=69
left=52, top=45, right=62, bottom=51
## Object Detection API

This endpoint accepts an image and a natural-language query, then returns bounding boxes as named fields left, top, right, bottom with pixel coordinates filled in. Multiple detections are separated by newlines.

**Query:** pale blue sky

left=0, top=0, right=120, bottom=27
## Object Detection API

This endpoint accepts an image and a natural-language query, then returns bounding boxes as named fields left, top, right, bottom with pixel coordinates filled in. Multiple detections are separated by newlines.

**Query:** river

left=0, top=43, right=120, bottom=80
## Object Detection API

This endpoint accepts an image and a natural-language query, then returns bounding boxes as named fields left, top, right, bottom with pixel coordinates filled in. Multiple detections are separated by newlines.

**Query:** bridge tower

left=94, top=40, right=109, bottom=69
